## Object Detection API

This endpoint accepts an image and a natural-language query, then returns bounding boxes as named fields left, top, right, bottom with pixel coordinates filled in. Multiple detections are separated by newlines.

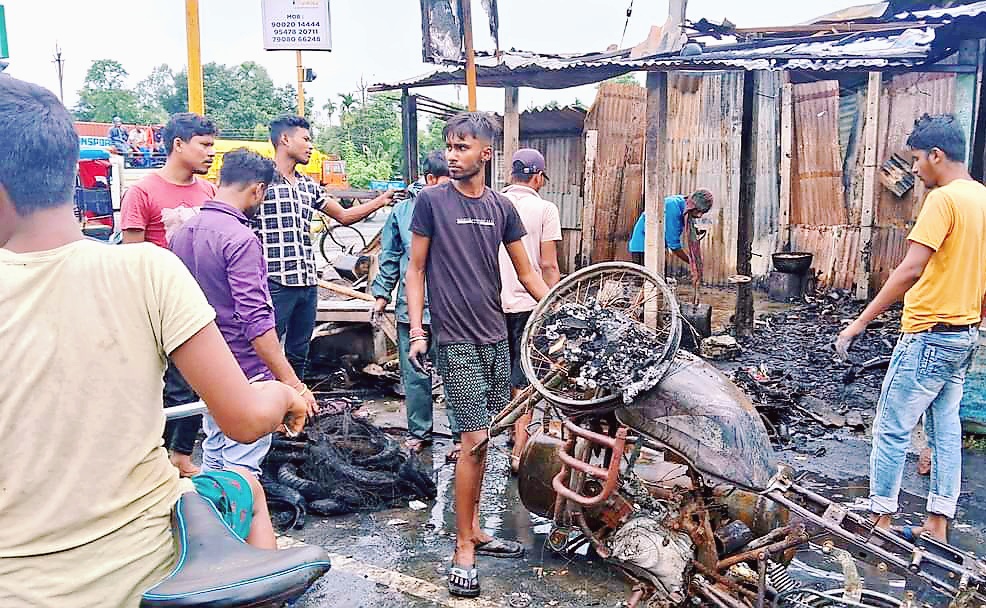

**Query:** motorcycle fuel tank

left=616, top=351, right=779, bottom=491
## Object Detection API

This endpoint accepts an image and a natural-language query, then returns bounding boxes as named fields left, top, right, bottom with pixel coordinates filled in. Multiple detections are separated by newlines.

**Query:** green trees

left=75, top=58, right=460, bottom=188
left=74, top=59, right=299, bottom=134
left=74, top=59, right=145, bottom=123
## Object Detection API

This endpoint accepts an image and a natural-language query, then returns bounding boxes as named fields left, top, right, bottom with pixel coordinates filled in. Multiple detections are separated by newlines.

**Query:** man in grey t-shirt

left=406, top=112, right=550, bottom=598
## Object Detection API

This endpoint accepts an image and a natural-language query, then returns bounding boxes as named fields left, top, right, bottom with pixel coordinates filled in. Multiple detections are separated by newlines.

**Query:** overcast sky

left=2, top=0, right=865, bottom=120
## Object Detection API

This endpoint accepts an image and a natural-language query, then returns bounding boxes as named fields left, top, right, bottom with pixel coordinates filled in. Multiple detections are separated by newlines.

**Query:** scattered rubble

left=534, top=299, right=678, bottom=404
left=720, top=292, right=901, bottom=446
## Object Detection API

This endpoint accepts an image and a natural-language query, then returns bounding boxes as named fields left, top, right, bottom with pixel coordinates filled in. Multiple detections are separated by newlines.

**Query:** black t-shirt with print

left=410, top=181, right=526, bottom=346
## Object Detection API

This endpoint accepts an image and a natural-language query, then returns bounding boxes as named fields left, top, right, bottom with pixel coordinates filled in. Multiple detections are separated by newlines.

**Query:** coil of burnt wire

left=260, top=412, right=436, bottom=529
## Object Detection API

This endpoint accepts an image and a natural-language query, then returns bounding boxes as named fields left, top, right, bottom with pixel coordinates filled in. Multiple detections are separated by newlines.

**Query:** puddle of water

left=674, top=285, right=792, bottom=334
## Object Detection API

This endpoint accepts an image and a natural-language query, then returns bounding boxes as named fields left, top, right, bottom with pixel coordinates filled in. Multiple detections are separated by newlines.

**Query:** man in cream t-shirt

left=0, top=74, right=306, bottom=608
left=498, top=148, right=562, bottom=471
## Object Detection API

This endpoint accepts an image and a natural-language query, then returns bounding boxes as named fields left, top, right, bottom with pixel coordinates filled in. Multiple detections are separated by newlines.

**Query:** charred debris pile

left=725, top=291, right=901, bottom=450
left=534, top=299, right=678, bottom=404
left=260, top=412, right=436, bottom=529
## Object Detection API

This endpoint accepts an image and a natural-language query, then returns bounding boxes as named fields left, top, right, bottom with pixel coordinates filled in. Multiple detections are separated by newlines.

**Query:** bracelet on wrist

left=409, top=327, right=427, bottom=338
left=409, top=336, right=429, bottom=344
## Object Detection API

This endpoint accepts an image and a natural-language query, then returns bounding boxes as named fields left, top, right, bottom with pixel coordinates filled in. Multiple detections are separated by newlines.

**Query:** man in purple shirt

left=171, top=148, right=317, bottom=477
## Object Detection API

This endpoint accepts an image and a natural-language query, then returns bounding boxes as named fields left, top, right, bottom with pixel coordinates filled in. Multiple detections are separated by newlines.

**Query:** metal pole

left=53, top=44, right=65, bottom=103
left=296, top=50, right=306, bottom=116
left=185, top=0, right=205, bottom=114
left=460, top=0, right=478, bottom=111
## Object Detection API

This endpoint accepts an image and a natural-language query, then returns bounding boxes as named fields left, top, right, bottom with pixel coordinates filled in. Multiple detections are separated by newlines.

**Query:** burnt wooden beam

left=400, top=89, right=419, bottom=184
left=735, top=71, right=756, bottom=338
left=855, top=72, right=883, bottom=301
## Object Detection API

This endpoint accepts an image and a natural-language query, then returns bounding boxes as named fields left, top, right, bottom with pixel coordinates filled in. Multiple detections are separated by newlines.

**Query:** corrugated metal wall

left=583, top=82, right=646, bottom=264
left=493, top=135, right=585, bottom=229
left=875, top=72, right=957, bottom=228
left=751, top=72, right=783, bottom=278
left=785, top=71, right=961, bottom=291
left=663, top=72, right=745, bottom=285
left=791, top=81, right=848, bottom=227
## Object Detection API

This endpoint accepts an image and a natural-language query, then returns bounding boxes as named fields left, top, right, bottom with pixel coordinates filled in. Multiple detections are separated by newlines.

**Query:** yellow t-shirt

left=0, top=240, right=213, bottom=606
left=903, top=179, right=986, bottom=333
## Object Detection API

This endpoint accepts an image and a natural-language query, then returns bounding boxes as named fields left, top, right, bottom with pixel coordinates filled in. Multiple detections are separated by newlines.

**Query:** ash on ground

left=719, top=291, right=901, bottom=452
left=535, top=300, right=675, bottom=404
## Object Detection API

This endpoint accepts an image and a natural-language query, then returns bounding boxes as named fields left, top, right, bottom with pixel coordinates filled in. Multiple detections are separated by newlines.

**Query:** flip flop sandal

left=475, top=537, right=525, bottom=558
left=448, top=563, right=480, bottom=598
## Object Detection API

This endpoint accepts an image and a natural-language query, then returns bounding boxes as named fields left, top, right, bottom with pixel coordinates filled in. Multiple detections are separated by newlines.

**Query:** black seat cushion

left=142, top=493, right=330, bottom=607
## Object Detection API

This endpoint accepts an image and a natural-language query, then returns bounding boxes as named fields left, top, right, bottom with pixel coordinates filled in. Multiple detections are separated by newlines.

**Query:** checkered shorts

left=436, top=341, right=510, bottom=433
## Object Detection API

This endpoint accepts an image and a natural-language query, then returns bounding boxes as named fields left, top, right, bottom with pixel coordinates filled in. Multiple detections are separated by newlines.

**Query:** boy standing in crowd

left=372, top=150, right=461, bottom=456
left=405, top=112, right=549, bottom=597
left=120, top=112, right=219, bottom=477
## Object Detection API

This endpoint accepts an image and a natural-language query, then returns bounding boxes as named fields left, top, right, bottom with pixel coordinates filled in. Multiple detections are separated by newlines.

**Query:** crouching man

left=0, top=75, right=307, bottom=607
left=405, top=112, right=549, bottom=597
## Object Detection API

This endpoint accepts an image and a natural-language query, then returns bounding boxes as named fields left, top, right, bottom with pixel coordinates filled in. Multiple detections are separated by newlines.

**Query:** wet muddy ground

left=278, top=287, right=986, bottom=607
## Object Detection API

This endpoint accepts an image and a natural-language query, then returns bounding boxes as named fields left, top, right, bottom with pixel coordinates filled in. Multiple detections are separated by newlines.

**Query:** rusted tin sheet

left=874, top=72, right=956, bottom=228
left=791, top=80, right=847, bottom=227
left=663, top=72, right=745, bottom=285
left=583, top=82, right=646, bottom=265
left=790, top=225, right=861, bottom=291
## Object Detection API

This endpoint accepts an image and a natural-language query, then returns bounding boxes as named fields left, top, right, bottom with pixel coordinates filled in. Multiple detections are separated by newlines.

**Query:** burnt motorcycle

left=491, top=262, right=986, bottom=608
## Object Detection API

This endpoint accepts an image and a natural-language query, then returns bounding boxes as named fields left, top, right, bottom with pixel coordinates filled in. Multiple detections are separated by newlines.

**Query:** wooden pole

left=461, top=0, right=478, bottom=111
left=185, top=0, right=205, bottom=114
left=854, top=72, right=882, bottom=301
left=295, top=50, right=306, bottom=117
left=778, top=74, right=794, bottom=251
left=644, top=72, right=668, bottom=328
left=503, top=86, right=520, bottom=182
left=579, top=129, right=599, bottom=268
left=735, top=71, right=757, bottom=338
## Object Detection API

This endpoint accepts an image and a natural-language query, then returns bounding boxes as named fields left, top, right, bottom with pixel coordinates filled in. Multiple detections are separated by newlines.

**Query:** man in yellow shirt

left=0, top=75, right=308, bottom=607
left=837, top=114, right=986, bottom=543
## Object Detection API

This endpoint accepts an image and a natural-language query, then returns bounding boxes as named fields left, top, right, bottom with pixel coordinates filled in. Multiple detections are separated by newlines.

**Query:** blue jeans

left=269, top=281, right=317, bottom=380
left=870, top=328, right=979, bottom=518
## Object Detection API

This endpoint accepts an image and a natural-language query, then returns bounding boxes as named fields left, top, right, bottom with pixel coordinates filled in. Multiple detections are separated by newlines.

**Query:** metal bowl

left=772, top=252, right=813, bottom=274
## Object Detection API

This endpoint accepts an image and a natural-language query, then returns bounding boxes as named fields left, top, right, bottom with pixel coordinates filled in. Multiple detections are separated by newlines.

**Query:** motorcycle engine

left=608, top=515, right=694, bottom=601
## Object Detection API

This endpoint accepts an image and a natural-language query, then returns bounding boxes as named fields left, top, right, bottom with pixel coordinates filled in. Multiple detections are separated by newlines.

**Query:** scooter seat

left=141, top=493, right=331, bottom=608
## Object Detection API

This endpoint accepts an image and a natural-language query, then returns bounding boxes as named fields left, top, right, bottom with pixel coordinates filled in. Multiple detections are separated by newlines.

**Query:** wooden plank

left=854, top=72, right=882, bottom=301
left=779, top=76, right=794, bottom=251
left=644, top=71, right=668, bottom=308
left=503, top=86, right=520, bottom=176
left=578, top=129, right=599, bottom=267
left=735, top=71, right=756, bottom=337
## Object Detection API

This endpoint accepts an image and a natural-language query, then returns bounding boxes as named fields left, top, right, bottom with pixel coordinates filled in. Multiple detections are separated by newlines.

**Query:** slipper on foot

left=475, top=537, right=525, bottom=558
left=448, top=563, right=480, bottom=598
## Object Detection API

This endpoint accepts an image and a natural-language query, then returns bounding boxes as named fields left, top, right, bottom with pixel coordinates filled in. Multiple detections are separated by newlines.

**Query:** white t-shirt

left=0, top=239, right=214, bottom=606
left=498, top=184, right=563, bottom=313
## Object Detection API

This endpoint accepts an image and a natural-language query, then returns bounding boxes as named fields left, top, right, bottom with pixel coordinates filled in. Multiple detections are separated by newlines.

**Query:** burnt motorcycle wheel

left=520, top=262, right=681, bottom=409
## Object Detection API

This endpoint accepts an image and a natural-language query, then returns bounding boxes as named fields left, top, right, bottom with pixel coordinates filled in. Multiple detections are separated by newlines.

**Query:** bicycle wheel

left=328, top=225, right=367, bottom=254
left=520, top=262, right=681, bottom=409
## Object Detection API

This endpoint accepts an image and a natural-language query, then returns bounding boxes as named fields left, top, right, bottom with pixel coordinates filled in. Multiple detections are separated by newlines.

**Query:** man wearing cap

left=498, top=148, right=562, bottom=471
